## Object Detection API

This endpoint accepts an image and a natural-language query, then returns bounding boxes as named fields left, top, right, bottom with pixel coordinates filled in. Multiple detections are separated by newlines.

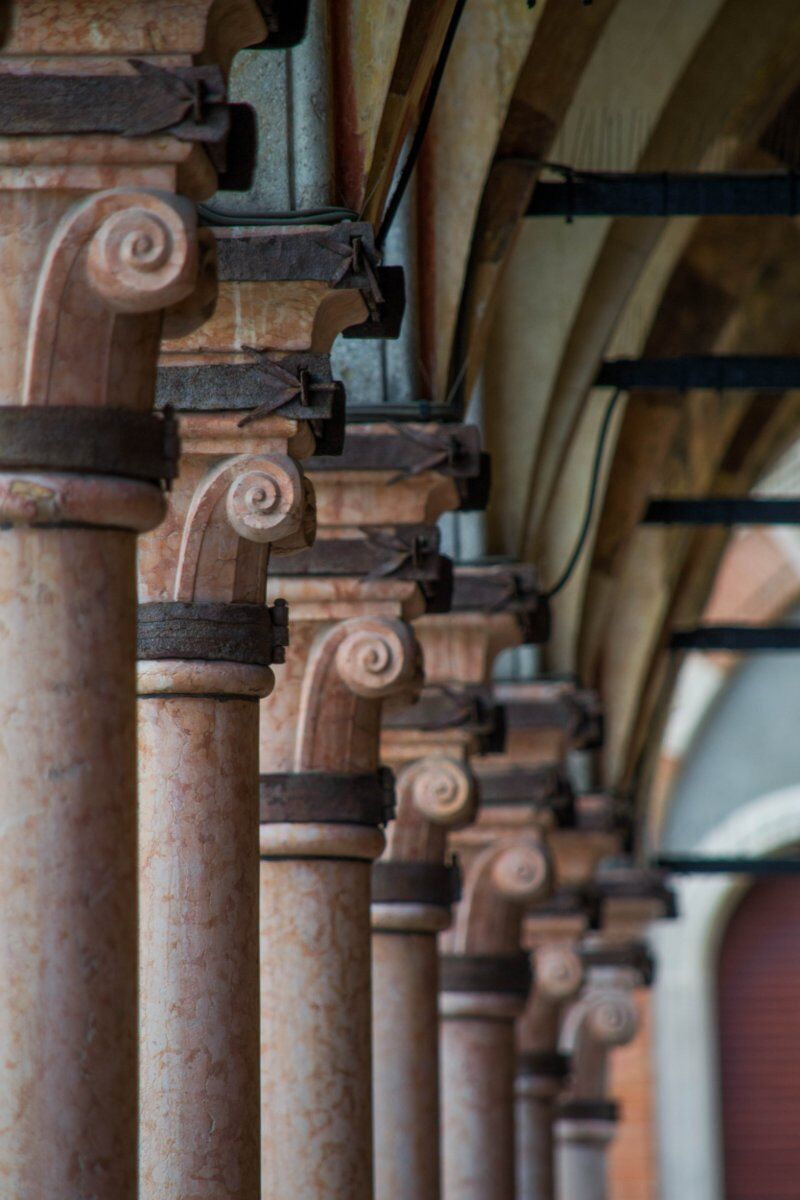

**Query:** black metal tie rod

left=596, top=355, right=800, bottom=391
left=670, top=626, right=800, bottom=652
left=654, top=855, right=800, bottom=876
left=527, top=170, right=800, bottom=218
left=643, top=498, right=800, bottom=526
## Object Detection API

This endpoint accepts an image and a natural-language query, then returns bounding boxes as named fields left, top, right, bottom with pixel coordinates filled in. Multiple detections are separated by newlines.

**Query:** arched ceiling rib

left=335, top=0, right=800, bottom=837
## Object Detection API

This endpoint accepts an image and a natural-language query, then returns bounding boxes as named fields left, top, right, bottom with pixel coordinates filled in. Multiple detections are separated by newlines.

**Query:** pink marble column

left=514, top=943, right=584, bottom=1200
left=139, top=664, right=272, bottom=1198
left=137, top=422, right=314, bottom=1199
left=371, top=753, right=478, bottom=1200
left=0, top=4, right=243, bottom=1190
left=440, top=988, right=526, bottom=1200
left=259, top=614, right=422, bottom=1200
left=439, top=839, right=552, bottom=1200
left=372, top=897, right=453, bottom=1200
left=373, top=568, right=549, bottom=1200
left=515, top=1055, right=571, bottom=1200
left=553, top=1108, right=618, bottom=1200
left=554, top=944, right=647, bottom=1200
left=260, top=820, right=384, bottom=1200
left=259, top=424, right=477, bottom=1200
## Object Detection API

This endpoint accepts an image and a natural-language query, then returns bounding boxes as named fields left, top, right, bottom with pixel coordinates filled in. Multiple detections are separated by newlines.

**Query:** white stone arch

left=653, top=785, right=800, bottom=1200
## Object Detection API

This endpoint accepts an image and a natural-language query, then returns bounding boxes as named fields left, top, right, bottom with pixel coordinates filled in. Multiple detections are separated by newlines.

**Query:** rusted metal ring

left=556, top=1099, right=619, bottom=1123
left=0, top=65, right=228, bottom=143
left=476, top=767, right=576, bottom=827
left=259, top=768, right=396, bottom=827
left=0, top=406, right=179, bottom=487
left=371, top=859, right=461, bottom=908
left=578, top=939, right=655, bottom=985
left=137, top=601, right=275, bottom=666
left=516, top=1051, right=571, bottom=1080
left=439, top=951, right=532, bottom=997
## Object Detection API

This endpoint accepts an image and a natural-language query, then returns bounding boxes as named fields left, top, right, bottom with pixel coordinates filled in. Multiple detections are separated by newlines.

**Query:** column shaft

left=373, top=926, right=442, bottom=1200
left=260, top=827, right=381, bottom=1200
left=139, top=689, right=262, bottom=1198
left=440, top=1006, right=517, bottom=1200
left=516, top=1080, right=558, bottom=1200
left=0, top=528, right=139, bottom=1196
left=554, top=1117, right=615, bottom=1200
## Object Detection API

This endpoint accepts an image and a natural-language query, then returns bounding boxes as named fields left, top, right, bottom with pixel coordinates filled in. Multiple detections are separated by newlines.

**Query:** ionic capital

left=399, top=754, right=478, bottom=830
left=140, top=440, right=315, bottom=606
left=332, top=617, right=422, bottom=701
left=272, top=616, right=422, bottom=776
left=558, top=943, right=649, bottom=1101
left=535, top=944, right=585, bottom=1005
left=443, top=836, right=553, bottom=958
left=494, top=679, right=604, bottom=762
left=10, top=189, right=200, bottom=418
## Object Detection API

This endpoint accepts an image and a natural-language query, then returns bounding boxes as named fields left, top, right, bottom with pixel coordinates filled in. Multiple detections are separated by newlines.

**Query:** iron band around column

left=439, top=951, right=532, bottom=997
left=259, top=767, right=396, bottom=827
left=137, top=600, right=287, bottom=667
left=0, top=65, right=229, bottom=144
left=371, top=859, right=461, bottom=908
left=556, top=1098, right=619, bottom=1123
left=0, top=406, right=179, bottom=489
left=516, top=1050, right=571, bottom=1080
left=578, top=939, right=655, bottom=985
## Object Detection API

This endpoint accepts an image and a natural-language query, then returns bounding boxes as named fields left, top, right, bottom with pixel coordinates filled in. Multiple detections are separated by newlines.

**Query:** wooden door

left=718, top=875, right=800, bottom=1199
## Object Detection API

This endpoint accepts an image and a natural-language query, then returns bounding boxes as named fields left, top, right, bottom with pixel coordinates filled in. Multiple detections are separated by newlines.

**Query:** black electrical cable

left=376, top=0, right=469, bottom=250
left=543, top=388, right=622, bottom=599
left=202, top=0, right=468, bottom=237
left=197, top=203, right=360, bottom=227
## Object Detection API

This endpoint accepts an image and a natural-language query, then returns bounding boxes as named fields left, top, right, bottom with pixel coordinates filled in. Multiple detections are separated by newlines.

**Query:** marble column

left=373, top=561, right=549, bottom=1200
left=439, top=839, right=553, bottom=1200
left=371, top=756, right=477, bottom=1200
left=553, top=944, right=649, bottom=1200
left=515, top=944, right=584, bottom=1200
left=516, top=1055, right=571, bottom=1200
left=137, top=418, right=315, bottom=1199
left=259, top=617, right=422, bottom=1200
left=554, top=1105, right=618, bottom=1200
left=258, top=422, right=484, bottom=1200
left=144, top=170, right=388, bottom=1195
left=0, top=3, right=253, bottom=1192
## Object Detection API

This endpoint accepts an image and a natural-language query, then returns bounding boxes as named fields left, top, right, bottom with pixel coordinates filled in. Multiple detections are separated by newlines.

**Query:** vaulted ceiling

left=337, top=0, right=800, bottom=823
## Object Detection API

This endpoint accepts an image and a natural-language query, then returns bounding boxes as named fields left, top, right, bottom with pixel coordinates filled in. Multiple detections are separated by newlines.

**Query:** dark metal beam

left=596, top=355, right=800, bottom=392
left=655, top=855, right=800, bottom=876
left=643, top=498, right=800, bottom=526
left=527, top=170, right=800, bottom=217
left=670, top=626, right=800, bottom=651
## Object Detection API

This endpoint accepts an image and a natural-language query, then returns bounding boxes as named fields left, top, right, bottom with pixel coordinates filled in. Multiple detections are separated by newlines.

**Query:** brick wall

left=608, top=990, right=659, bottom=1200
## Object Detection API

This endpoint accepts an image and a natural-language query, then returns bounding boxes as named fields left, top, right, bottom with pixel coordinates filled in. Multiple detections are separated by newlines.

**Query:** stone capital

left=273, top=424, right=488, bottom=620
left=515, top=942, right=586, bottom=1070
left=547, top=793, right=631, bottom=890
left=414, top=563, right=549, bottom=688
left=557, top=937, right=652, bottom=1105
left=0, top=2, right=266, bottom=529
left=442, top=836, right=553, bottom=959
left=159, top=225, right=399, bottom=455
left=139, top=415, right=315, bottom=606
left=588, top=861, right=677, bottom=938
left=261, top=612, right=423, bottom=777
left=136, top=414, right=316, bottom=697
left=495, top=679, right=604, bottom=763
